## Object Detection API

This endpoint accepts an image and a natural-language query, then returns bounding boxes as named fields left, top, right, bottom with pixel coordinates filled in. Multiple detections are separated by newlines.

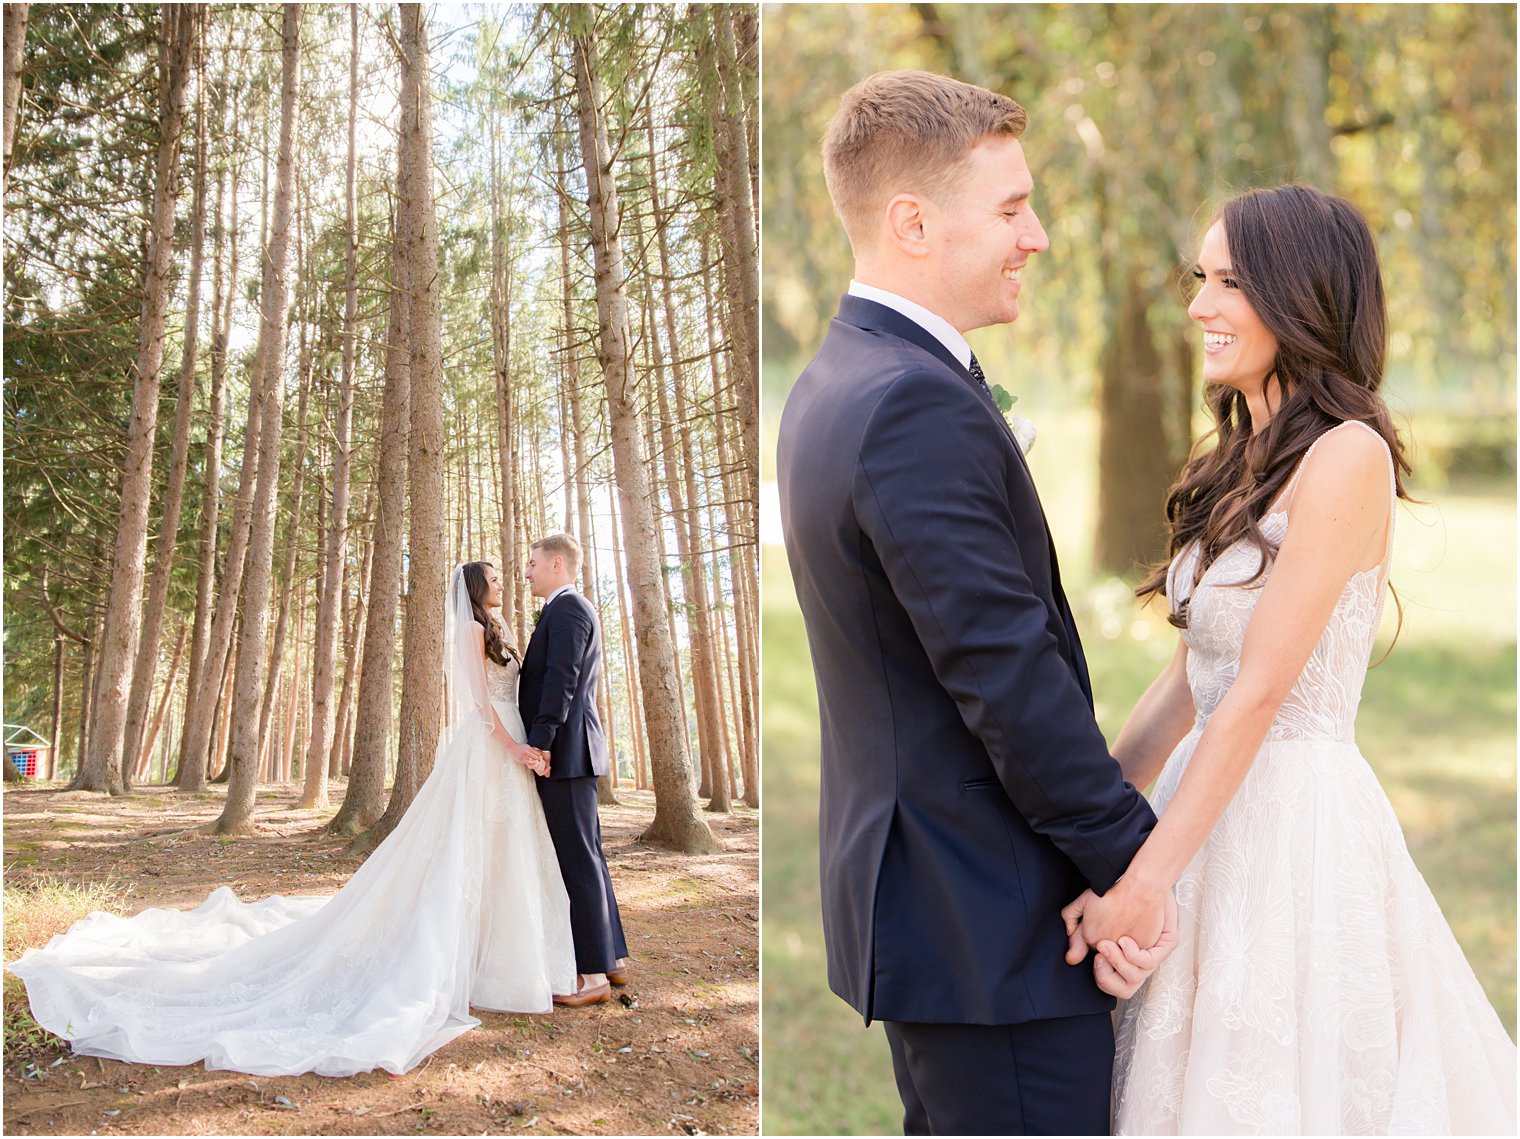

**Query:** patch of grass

left=3, top=878, right=128, bottom=1068
left=761, top=429, right=1516, bottom=1133
left=761, top=548, right=900, bottom=1137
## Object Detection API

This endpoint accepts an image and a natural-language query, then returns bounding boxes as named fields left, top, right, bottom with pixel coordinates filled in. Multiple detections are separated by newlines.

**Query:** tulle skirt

left=1113, top=729, right=1517, bottom=1134
left=8, top=702, right=574, bottom=1077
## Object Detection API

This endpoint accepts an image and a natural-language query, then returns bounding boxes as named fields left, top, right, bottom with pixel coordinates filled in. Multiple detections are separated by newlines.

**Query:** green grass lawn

left=760, top=414, right=1517, bottom=1135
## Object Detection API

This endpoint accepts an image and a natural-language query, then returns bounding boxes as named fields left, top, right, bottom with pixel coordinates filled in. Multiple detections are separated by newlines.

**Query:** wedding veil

left=443, top=563, right=496, bottom=746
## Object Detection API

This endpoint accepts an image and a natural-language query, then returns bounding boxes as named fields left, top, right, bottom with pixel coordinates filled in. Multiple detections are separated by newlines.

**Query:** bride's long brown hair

left=462, top=561, right=521, bottom=666
left=1137, top=185, right=1413, bottom=627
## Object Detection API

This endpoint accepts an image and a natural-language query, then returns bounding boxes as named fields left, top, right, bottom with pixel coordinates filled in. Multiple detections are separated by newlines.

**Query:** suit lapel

left=836, top=295, right=1028, bottom=460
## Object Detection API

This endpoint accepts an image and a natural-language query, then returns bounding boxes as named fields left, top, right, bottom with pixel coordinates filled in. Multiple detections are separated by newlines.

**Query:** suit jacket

left=776, top=294, right=1157, bottom=1026
left=518, top=589, right=609, bottom=780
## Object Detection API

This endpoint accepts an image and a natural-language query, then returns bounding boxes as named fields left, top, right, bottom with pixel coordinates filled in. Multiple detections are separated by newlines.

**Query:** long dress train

left=8, top=655, right=575, bottom=1078
left=1112, top=422, right=1516, bottom=1134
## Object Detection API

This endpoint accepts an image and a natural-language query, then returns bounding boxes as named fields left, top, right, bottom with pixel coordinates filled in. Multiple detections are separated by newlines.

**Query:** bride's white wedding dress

left=9, top=578, right=575, bottom=1078
left=1112, top=422, right=1516, bottom=1134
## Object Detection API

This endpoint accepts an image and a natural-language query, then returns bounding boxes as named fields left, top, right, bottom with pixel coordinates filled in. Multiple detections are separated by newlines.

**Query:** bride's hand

left=1089, top=892, right=1178, bottom=998
left=504, top=739, right=540, bottom=769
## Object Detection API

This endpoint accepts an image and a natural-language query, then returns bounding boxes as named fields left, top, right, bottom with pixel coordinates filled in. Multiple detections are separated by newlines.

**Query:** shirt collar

left=545, top=583, right=576, bottom=607
left=848, top=280, right=973, bottom=370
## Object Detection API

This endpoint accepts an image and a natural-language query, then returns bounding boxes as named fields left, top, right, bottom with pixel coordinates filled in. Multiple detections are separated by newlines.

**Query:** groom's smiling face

left=928, top=136, right=1048, bottom=332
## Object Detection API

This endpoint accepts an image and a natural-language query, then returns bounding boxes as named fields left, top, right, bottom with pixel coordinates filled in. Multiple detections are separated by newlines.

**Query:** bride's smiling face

left=1188, top=222, right=1278, bottom=397
left=483, top=564, right=504, bottom=609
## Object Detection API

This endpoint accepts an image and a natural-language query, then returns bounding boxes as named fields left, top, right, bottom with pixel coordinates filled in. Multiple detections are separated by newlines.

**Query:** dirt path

left=3, top=784, right=757, bottom=1136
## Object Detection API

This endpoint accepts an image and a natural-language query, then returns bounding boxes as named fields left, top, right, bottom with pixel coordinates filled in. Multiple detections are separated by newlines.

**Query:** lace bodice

left=484, top=656, right=519, bottom=705
left=1166, top=423, right=1394, bottom=744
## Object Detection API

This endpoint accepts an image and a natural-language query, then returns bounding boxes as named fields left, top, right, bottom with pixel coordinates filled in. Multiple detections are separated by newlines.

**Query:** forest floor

left=2, top=782, right=758, bottom=1136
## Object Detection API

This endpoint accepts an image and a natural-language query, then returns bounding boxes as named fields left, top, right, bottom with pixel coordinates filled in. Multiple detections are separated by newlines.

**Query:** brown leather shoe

left=553, top=977, right=612, bottom=1007
left=607, top=961, right=631, bottom=986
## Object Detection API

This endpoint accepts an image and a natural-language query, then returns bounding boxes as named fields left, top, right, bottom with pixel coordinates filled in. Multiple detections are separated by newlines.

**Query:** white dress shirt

left=848, top=279, right=973, bottom=370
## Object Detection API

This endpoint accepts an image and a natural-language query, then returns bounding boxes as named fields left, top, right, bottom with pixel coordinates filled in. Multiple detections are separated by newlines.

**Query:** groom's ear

left=884, top=193, right=932, bottom=259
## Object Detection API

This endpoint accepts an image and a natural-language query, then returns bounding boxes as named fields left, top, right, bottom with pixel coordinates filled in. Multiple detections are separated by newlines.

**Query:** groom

left=520, top=532, right=629, bottom=1008
left=777, top=71, right=1173, bottom=1134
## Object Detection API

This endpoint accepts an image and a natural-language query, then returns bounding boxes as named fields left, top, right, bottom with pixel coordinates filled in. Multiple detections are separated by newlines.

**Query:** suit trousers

left=535, top=775, right=628, bottom=975
left=883, top=1013, right=1114, bottom=1135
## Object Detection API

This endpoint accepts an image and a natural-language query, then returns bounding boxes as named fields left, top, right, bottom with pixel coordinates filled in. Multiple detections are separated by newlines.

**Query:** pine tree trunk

left=709, top=7, right=758, bottom=528
left=123, top=25, right=207, bottom=788
left=355, top=3, right=445, bottom=856
left=42, top=569, right=85, bottom=781
left=649, top=130, right=728, bottom=812
left=2, top=3, right=29, bottom=196
left=211, top=634, right=236, bottom=781
left=211, top=3, right=302, bottom=835
left=606, top=483, right=648, bottom=789
left=299, top=5, right=359, bottom=809
left=329, top=482, right=373, bottom=781
left=712, top=458, right=757, bottom=805
left=712, top=547, right=745, bottom=801
left=136, top=624, right=186, bottom=783
left=178, top=96, right=261, bottom=793
left=77, top=613, right=97, bottom=780
left=487, top=110, right=518, bottom=629
left=330, top=240, right=410, bottom=838
left=49, top=633, right=63, bottom=780
left=552, top=143, right=618, bottom=806
left=256, top=355, right=311, bottom=766
left=705, top=235, right=758, bottom=804
left=280, top=583, right=306, bottom=784
left=694, top=426, right=737, bottom=799
left=570, top=26, right=715, bottom=854
left=650, top=287, right=725, bottom=810
left=178, top=139, right=234, bottom=790
left=73, top=7, right=195, bottom=794
left=513, top=415, right=531, bottom=647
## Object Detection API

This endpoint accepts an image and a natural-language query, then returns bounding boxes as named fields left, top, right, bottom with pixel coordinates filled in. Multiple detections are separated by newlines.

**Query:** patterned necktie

left=968, top=352, right=996, bottom=406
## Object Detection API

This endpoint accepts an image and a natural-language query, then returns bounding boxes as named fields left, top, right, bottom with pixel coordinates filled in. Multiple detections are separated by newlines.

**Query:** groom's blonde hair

left=822, top=70, right=1027, bottom=252
left=532, top=532, right=583, bottom=577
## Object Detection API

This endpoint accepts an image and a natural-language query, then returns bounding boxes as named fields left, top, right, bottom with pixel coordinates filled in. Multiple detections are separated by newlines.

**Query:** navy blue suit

left=777, top=295, right=1157, bottom=1133
left=519, top=589, right=626, bottom=974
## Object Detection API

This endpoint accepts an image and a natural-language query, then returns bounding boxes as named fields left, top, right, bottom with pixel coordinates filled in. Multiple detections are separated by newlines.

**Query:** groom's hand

left=1061, top=878, right=1168, bottom=963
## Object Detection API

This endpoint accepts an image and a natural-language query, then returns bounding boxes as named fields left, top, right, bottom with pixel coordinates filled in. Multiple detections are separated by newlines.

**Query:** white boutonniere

left=990, top=384, right=1036, bottom=455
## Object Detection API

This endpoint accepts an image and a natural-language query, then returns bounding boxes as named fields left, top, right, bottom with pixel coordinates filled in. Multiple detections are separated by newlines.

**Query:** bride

left=8, top=561, right=575, bottom=1077
left=1061, top=185, right=1516, bottom=1133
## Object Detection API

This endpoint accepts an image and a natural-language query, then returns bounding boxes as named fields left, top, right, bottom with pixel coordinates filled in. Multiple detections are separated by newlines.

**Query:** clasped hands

left=1061, top=877, right=1179, bottom=999
left=493, top=727, right=551, bottom=777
